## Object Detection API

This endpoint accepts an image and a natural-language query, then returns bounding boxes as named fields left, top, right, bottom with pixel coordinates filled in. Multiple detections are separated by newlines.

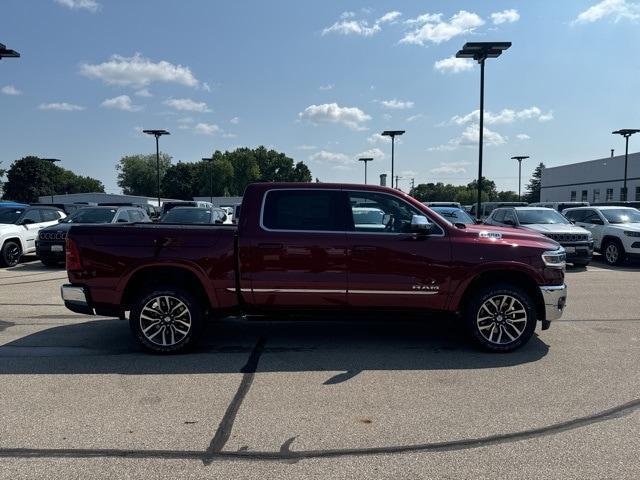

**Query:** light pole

left=0, top=43, right=20, bottom=60
left=358, top=157, right=373, bottom=184
left=381, top=130, right=405, bottom=189
left=41, top=158, right=60, bottom=203
left=143, top=129, right=170, bottom=208
left=202, top=157, right=215, bottom=203
left=612, top=129, right=640, bottom=201
left=456, top=42, right=511, bottom=219
left=511, top=155, right=529, bottom=201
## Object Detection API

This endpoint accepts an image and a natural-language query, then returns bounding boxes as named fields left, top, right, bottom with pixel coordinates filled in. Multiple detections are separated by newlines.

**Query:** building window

left=593, top=189, right=600, bottom=202
left=606, top=188, right=613, bottom=201
left=581, top=190, right=588, bottom=202
left=636, top=187, right=640, bottom=201
left=570, top=191, right=576, bottom=201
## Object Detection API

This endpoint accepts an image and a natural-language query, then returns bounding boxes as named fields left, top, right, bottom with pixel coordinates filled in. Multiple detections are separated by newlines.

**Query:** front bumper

left=61, top=284, right=94, bottom=315
left=36, top=240, right=66, bottom=260
left=560, top=241, right=594, bottom=262
left=539, top=284, right=567, bottom=322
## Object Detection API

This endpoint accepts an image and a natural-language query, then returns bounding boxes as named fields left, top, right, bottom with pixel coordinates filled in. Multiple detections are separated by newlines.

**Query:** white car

left=0, top=205, right=66, bottom=267
left=563, top=206, right=640, bottom=266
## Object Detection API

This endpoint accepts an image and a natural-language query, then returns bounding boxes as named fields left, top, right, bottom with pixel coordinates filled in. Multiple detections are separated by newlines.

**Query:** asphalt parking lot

left=0, top=256, right=638, bottom=479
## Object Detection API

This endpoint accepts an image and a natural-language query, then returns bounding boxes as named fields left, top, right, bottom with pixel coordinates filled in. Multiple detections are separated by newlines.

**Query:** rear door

left=570, top=209, right=604, bottom=248
left=244, top=188, right=349, bottom=308
left=345, top=190, right=451, bottom=310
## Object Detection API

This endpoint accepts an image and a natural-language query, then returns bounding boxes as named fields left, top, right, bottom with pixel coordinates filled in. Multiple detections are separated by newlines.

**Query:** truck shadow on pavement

left=0, top=316, right=549, bottom=376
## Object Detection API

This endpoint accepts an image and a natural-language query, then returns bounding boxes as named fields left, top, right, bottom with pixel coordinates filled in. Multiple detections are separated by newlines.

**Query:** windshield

left=64, top=208, right=117, bottom=224
left=161, top=208, right=213, bottom=224
left=431, top=207, right=475, bottom=225
left=516, top=209, right=570, bottom=225
left=0, top=208, right=24, bottom=224
left=601, top=208, right=640, bottom=224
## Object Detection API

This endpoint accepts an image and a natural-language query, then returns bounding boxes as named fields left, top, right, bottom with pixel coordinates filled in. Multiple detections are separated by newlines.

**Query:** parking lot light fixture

left=143, top=130, right=170, bottom=208
left=612, top=129, right=640, bottom=201
left=456, top=42, right=511, bottom=219
left=511, top=156, right=529, bottom=201
left=0, top=43, right=20, bottom=60
left=358, top=157, right=373, bottom=184
left=41, top=158, right=61, bottom=203
left=381, top=130, right=405, bottom=188
left=202, top=157, right=215, bottom=204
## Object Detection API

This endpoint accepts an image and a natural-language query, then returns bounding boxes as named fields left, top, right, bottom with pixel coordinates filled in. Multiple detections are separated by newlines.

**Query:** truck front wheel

left=464, top=284, right=537, bottom=352
left=129, top=286, right=204, bottom=354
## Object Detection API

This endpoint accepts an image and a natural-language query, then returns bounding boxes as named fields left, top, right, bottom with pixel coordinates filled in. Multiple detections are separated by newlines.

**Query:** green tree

left=117, top=153, right=172, bottom=197
left=161, top=162, right=197, bottom=200
left=525, top=162, right=545, bottom=203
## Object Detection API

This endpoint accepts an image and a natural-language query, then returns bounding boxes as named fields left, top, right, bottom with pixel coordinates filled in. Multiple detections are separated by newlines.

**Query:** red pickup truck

left=61, top=183, right=567, bottom=353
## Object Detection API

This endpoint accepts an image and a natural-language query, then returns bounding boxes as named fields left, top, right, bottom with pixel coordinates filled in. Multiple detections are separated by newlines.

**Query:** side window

left=40, top=209, right=60, bottom=222
left=492, top=209, right=506, bottom=223
left=503, top=210, right=517, bottom=225
left=582, top=210, right=600, bottom=224
left=116, top=210, right=131, bottom=223
left=564, top=210, right=585, bottom=223
left=262, top=190, right=347, bottom=231
left=347, top=191, right=438, bottom=234
left=129, top=210, right=143, bottom=222
left=20, top=209, right=42, bottom=223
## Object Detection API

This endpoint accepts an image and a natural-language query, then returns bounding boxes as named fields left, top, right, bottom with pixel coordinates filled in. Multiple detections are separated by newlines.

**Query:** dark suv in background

left=36, top=206, right=150, bottom=266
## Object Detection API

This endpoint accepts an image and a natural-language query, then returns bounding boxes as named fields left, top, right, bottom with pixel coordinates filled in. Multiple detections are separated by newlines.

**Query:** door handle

left=352, top=245, right=377, bottom=253
left=258, top=242, right=284, bottom=250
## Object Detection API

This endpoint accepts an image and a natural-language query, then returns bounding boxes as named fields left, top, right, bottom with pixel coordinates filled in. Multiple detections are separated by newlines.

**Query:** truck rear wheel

left=129, top=286, right=204, bottom=354
left=464, top=283, right=537, bottom=352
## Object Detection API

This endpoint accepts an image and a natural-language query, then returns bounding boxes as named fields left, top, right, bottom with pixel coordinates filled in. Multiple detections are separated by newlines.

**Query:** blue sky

left=1, top=0, right=639, bottom=194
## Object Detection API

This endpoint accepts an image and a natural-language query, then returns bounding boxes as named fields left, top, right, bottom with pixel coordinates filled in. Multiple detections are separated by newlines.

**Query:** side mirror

left=382, top=213, right=392, bottom=226
left=20, top=218, right=35, bottom=225
left=116, top=218, right=129, bottom=223
left=503, top=219, right=516, bottom=226
left=411, top=215, right=435, bottom=234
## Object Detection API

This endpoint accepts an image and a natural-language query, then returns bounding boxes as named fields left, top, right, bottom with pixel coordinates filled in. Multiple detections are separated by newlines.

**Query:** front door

left=244, top=188, right=349, bottom=309
left=345, top=190, right=451, bottom=310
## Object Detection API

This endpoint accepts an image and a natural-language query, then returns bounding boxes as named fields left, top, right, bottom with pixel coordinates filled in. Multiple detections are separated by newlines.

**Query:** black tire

left=464, top=283, right=537, bottom=353
left=572, top=259, right=591, bottom=267
left=0, top=240, right=22, bottom=268
left=40, top=258, right=60, bottom=268
left=129, top=286, right=204, bottom=354
left=602, top=239, right=625, bottom=266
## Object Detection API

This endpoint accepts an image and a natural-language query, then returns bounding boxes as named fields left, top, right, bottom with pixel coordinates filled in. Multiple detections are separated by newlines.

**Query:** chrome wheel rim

left=6, top=244, right=20, bottom=266
left=476, top=295, right=527, bottom=345
left=139, top=295, right=191, bottom=347
left=605, top=244, right=618, bottom=264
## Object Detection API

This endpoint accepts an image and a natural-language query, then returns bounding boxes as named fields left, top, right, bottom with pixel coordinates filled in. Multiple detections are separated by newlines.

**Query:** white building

left=540, top=152, right=640, bottom=203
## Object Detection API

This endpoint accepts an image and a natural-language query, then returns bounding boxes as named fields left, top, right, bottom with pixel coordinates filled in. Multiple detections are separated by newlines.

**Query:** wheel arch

left=454, top=269, right=546, bottom=321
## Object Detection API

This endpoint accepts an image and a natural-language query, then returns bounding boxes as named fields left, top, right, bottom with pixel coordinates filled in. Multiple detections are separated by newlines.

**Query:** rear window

left=66, top=208, right=117, bottom=224
left=262, top=190, right=346, bottom=231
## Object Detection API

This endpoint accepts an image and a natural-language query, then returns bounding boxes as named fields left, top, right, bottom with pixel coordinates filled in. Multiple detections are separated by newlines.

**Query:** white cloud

left=230, top=116, right=240, bottom=124
left=1, top=85, right=21, bottom=95
left=406, top=113, right=424, bottom=122
left=319, top=83, right=334, bottom=90
left=434, top=56, right=474, bottom=74
left=309, top=150, right=352, bottom=167
left=296, top=145, right=317, bottom=150
left=430, top=124, right=506, bottom=151
left=322, top=10, right=402, bottom=36
left=194, top=122, right=220, bottom=135
left=449, top=106, right=554, bottom=125
left=54, top=0, right=100, bottom=12
left=163, top=98, right=211, bottom=112
left=38, top=102, right=85, bottom=111
left=356, top=147, right=385, bottom=160
left=80, top=53, right=199, bottom=88
left=401, top=10, right=484, bottom=45
left=101, top=95, right=142, bottom=112
left=367, top=133, right=391, bottom=144
left=491, top=9, right=520, bottom=24
left=380, top=98, right=414, bottom=109
left=377, top=11, right=402, bottom=24
left=299, top=102, right=371, bottom=130
left=516, top=133, right=531, bottom=140
left=430, top=161, right=472, bottom=175
left=573, top=0, right=640, bottom=24
left=135, top=88, right=152, bottom=97
left=202, top=82, right=211, bottom=92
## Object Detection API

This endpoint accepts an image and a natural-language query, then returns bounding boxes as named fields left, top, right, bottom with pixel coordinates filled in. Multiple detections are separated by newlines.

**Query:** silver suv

left=485, top=207, right=594, bottom=266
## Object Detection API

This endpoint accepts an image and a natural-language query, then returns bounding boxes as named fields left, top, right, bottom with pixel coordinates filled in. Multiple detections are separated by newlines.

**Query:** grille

left=38, top=230, right=67, bottom=241
left=544, top=233, right=589, bottom=243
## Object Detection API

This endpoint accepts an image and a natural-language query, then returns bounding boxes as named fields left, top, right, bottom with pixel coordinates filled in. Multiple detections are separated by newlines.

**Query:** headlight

left=623, top=231, right=640, bottom=237
left=542, top=248, right=566, bottom=268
